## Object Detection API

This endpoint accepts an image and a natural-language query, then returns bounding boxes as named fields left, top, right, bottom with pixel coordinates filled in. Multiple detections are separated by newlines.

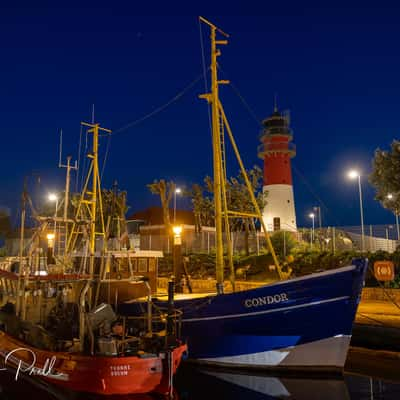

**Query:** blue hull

left=119, top=259, right=367, bottom=369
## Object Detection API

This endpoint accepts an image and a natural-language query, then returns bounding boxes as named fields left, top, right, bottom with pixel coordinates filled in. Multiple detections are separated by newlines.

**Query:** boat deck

left=124, top=291, right=216, bottom=304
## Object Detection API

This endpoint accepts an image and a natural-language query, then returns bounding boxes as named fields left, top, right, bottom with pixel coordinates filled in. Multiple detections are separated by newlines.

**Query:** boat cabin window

left=273, top=217, right=281, bottom=231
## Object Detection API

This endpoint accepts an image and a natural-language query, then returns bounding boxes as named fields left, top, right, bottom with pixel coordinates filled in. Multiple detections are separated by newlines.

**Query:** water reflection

left=175, top=366, right=400, bottom=400
left=176, top=367, right=349, bottom=400
left=0, top=366, right=400, bottom=400
left=0, top=369, right=156, bottom=400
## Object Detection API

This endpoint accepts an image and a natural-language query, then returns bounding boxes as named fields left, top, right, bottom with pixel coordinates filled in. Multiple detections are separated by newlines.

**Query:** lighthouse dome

left=261, top=108, right=292, bottom=137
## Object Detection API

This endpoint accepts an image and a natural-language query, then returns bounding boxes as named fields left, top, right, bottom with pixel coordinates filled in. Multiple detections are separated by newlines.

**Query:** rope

left=113, top=73, right=204, bottom=135
left=220, top=70, right=340, bottom=227
left=219, top=66, right=341, bottom=228
left=199, top=18, right=212, bottom=135
left=80, top=130, right=89, bottom=192
left=357, top=312, right=386, bottom=326
left=75, top=125, right=83, bottom=193
left=292, top=164, right=342, bottom=227
left=229, top=81, right=261, bottom=126
left=101, top=133, right=111, bottom=181
left=217, top=66, right=261, bottom=126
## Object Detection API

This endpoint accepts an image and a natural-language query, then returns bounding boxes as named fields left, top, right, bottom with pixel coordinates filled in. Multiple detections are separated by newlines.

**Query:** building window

left=273, top=217, right=281, bottom=231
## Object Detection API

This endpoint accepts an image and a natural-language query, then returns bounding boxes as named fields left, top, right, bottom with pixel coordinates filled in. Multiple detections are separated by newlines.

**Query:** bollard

left=166, top=279, right=175, bottom=337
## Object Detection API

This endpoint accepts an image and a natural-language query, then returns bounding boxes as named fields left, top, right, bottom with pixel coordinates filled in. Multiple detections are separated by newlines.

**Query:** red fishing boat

left=0, top=120, right=187, bottom=395
left=0, top=268, right=186, bottom=395
left=0, top=330, right=186, bottom=395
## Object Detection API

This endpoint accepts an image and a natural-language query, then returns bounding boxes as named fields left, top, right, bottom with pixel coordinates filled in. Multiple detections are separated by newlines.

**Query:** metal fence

left=138, top=224, right=400, bottom=254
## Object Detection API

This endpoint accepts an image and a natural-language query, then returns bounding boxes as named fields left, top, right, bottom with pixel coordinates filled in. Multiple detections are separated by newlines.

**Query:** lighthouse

left=258, top=105, right=297, bottom=232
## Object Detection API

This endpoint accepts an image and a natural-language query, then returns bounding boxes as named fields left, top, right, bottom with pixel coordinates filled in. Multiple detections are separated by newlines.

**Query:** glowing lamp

left=48, top=193, right=58, bottom=202
left=172, top=225, right=182, bottom=236
left=347, top=170, right=359, bottom=180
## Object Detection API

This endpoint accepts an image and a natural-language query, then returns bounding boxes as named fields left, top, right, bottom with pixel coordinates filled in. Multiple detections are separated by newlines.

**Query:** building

left=258, top=105, right=297, bottom=232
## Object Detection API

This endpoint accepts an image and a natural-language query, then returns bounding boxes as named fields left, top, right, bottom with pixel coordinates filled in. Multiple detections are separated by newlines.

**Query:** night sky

left=1, top=2, right=400, bottom=228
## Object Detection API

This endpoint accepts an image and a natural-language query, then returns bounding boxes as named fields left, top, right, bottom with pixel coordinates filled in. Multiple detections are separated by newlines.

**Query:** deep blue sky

left=1, top=2, right=400, bottom=228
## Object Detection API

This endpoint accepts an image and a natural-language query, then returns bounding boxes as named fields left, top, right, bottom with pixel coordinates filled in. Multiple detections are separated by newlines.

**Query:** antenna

left=91, top=104, right=95, bottom=124
left=283, top=109, right=291, bottom=126
left=58, top=129, right=63, bottom=167
left=274, top=93, right=278, bottom=112
left=58, top=129, right=78, bottom=220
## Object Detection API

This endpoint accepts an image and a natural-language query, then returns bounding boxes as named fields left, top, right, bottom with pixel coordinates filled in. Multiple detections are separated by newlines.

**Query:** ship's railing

left=119, top=308, right=183, bottom=353
left=258, top=127, right=293, bottom=140
left=257, top=142, right=296, bottom=156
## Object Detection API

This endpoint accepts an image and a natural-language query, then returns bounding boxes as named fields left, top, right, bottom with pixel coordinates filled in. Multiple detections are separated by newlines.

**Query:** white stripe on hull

left=196, top=335, right=351, bottom=369
left=182, top=296, right=350, bottom=323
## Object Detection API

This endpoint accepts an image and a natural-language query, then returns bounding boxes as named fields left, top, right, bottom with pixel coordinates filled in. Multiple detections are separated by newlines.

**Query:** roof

left=127, top=206, right=196, bottom=225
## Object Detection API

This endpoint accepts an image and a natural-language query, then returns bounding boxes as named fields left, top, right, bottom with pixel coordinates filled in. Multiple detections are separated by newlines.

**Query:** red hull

left=0, top=331, right=187, bottom=395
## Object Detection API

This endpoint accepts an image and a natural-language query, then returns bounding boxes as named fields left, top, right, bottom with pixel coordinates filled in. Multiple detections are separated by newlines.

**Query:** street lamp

left=46, top=232, right=55, bottom=265
left=173, top=187, right=182, bottom=223
left=309, top=213, right=315, bottom=249
left=387, top=193, right=400, bottom=241
left=313, top=206, right=322, bottom=250
left=347, top=170, right=365, bottom=252
left=48, top=193, right=59, bottom=253
left=48, top=193, right=59, bottom=217
left=172, top=225, right=183, bottom=293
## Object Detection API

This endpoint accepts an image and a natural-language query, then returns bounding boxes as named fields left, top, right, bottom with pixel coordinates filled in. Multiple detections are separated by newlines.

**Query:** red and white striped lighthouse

left=258, top=105, right=297, bottom=232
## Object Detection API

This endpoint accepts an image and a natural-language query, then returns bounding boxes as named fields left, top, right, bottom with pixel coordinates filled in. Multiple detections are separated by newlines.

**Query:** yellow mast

left=199, top=16, right=288, bottom=283
left=16, top=186, right=26, bottom=316
left=67, top=121, right=111, bottom=278
left=199, top=16, right=229, bottom=294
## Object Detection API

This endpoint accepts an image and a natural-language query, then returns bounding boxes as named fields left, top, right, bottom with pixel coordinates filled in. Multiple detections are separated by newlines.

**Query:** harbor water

left=0, top=362, right=399, bottom=400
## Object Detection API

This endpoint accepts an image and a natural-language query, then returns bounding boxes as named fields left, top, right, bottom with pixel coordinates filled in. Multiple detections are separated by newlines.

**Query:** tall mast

left=199, top=16, right=229, bottom=294
left=199, top=16, right=286, bottom=282
left=67, top=121, right=111, bottom=279
left=16, top=182, right=27, bottom=316
left=61, top=156, right=78, bottom=220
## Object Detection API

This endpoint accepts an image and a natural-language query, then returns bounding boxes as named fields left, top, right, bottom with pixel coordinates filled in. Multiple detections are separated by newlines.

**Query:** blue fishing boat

left=120, top=260, right=366, bottom=371
left=119, top=17, right=367, bottom=371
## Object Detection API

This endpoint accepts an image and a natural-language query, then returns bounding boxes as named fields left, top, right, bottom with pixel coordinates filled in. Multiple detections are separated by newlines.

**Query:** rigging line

left=229, top=81, right=262, bottom=126
left=199, top=18, right=212, bottom=135
left=75, top=125, right=83, bottom=193
left=101, top=133, right=111, bottom=181
left=292, top=163, right=342, bottom=226
left=219, top=69, right=339, bottom=226
left=113, top=73, right=204, bottom=135
left=218, top=66, right=261, bottom=126
left=80, top=130, right=89, bottom=192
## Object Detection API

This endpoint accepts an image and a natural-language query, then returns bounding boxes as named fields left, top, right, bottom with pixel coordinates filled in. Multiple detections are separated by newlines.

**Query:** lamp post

left=172, top=225, right=183, bottom=293
left=387, top=193, right=400, bottom=241
left=173, top=187, right=181, bottom=223
left=347, top=170, right=365, bottom=252
left=313, top=206, right=322, bottom=249
left=48, top=193, right=59, bottom=242
left=309, top=213, right=315, bottom=249
left=46, top=233, right=55, bottom=265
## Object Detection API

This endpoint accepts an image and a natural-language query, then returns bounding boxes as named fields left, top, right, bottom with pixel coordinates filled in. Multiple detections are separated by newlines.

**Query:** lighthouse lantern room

left=258, top=105, right=297, bottom=232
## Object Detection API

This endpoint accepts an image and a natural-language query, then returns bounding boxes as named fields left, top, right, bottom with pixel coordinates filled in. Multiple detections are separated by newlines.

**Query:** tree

left=369, top=140, right=400, bottom=213
left=227, top=166, right=267, bottom=255
left=270, top=231, right=296, bottom=260
left=184, top=183, right=214, bottom=233
left=100, top=185, right=130, bottom=247
left=0, top=210, right=11, bottom=240
left=147, top=180, right=176, bottom=234
left=185, top=166, right=266, bottom=254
